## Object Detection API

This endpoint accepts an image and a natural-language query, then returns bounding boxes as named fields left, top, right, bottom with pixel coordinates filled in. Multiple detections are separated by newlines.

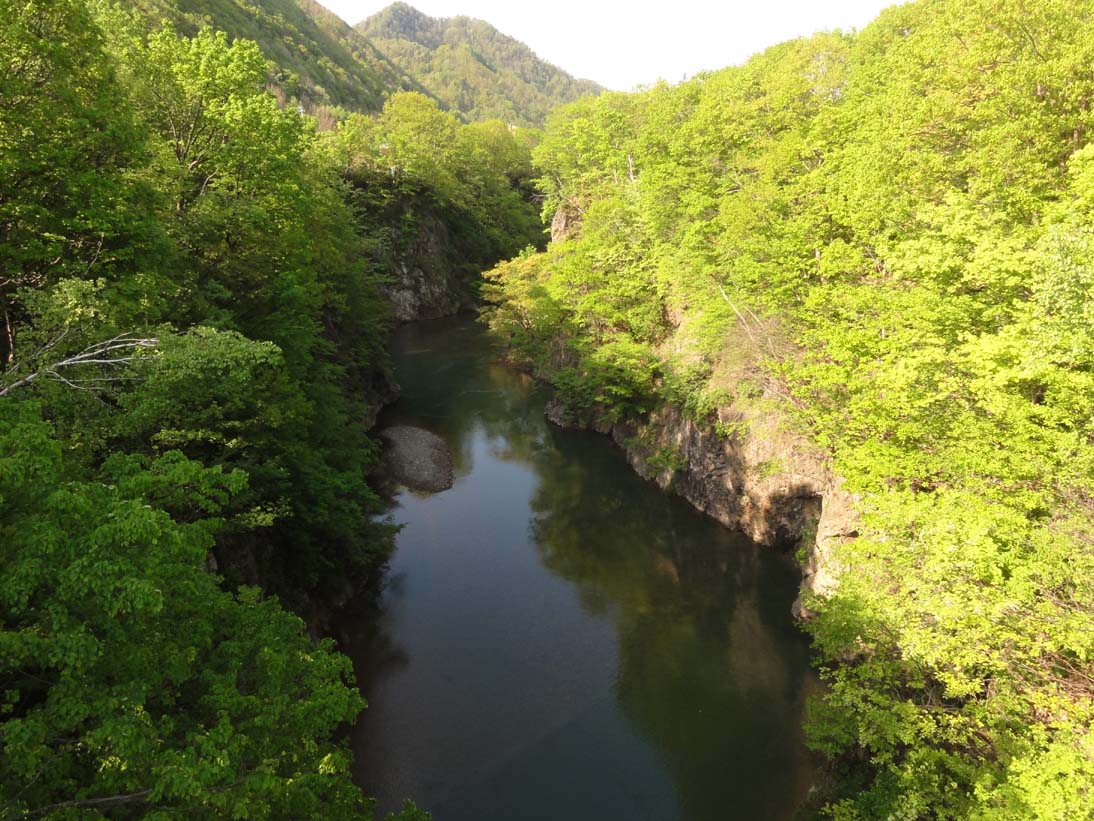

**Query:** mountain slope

left=130, top=0, right=428, bottom=114
left=357, top=2, right=602, bottom=126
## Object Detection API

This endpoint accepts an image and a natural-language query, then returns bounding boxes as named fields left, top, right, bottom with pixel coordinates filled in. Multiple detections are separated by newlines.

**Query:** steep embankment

left=382, top=209, right=468, bottom=320
left=546, top=393, right=855, bottom=619
left=483, top=0, right=1094, bottom=816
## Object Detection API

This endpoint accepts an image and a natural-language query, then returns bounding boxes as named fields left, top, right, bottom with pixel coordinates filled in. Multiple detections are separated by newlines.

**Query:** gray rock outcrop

left=379, top=426, right=454, bottom=492
left=380, top=211, right=471, bottom=322
left=550, top=202, right=581, bottom=242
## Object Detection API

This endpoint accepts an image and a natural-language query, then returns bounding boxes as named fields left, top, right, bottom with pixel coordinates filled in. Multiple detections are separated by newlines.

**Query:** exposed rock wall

left=546, top=397, right=857, bottom=617
left=382, top=212, right=472, bottom=321
left=549, top=202, right=581, bottom=243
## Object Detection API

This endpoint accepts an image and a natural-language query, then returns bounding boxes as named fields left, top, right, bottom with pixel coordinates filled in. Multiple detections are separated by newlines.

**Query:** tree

left=0, top=0, right=150, bottom=368
left=0, top=403, right=369, bottom=819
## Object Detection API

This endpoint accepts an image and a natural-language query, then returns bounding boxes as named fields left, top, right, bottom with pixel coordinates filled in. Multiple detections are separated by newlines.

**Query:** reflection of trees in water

left=371, top=317, right=815, bottom=817
left=381, top=319, right=549, bottom=478
left=336, top=602, right=412, bottom=791
left=525, top=428, right=816, bottom=820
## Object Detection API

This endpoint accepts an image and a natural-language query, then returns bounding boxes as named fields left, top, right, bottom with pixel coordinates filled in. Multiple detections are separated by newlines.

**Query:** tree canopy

left=483, top=0, right=1094, bottom=816
left=0, top=0, right=541, bottom=814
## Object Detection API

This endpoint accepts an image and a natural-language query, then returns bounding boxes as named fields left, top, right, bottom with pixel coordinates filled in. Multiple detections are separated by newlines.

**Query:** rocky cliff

left=545, top=396, right=857, bottom=617
left=381, top=211, right=473, bottom=321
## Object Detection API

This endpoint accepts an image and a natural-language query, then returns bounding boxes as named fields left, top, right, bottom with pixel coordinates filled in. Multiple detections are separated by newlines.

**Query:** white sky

left=321, top=0, right=902, bottom=91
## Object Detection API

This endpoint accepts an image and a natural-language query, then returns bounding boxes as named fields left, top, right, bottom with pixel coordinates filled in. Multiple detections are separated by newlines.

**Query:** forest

left=0, top=0, right=535, bottom=816
left=2, top=0, right=1093, bottom=818
left=484, top=0, right=1094, bottom=817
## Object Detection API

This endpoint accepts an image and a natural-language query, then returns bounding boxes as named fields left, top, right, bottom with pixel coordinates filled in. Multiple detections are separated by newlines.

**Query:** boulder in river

left=379, top=426, right=454, bottom=493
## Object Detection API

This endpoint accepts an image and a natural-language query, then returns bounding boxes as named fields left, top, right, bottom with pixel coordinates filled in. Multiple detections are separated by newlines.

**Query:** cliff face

left=382, top=211, right=471, bottom=321
left=376, top=204, right=479, bottom=321
left=546, top=396, right=857, bottom=617
left=549, top=202, right=581, bottom=242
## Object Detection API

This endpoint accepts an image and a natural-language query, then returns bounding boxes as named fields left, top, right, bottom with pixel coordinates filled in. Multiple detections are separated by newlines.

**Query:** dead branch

left=714, top=279, right=777, bottom=358
left=0, top=334, right=158, bottom=398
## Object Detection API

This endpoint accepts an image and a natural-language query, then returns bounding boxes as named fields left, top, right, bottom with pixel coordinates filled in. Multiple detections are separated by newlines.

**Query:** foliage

left=123, top=0, right=598, bottom=128
left=0, top=3, right=460, bottom=815
left=0, top=403, right=368, bottom=819
left=90, top=12, right=398, bottom=596
left=0, top=0, right=155, bottom=368
left=483, top=0, right=1094, bottom=816
left=125, top=0, right=421, bottom=114
left=328, top=92, right=546, bottom=284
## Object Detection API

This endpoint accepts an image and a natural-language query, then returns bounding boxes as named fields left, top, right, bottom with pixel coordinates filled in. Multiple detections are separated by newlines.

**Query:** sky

left=319, top=0, right=902, bottom=91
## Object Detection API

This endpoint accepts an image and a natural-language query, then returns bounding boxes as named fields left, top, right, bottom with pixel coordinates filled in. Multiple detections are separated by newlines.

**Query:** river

left=339, top=315, right=818, bottom=820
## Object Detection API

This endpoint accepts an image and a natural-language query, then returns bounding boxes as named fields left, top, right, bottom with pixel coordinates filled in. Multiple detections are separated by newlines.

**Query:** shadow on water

left=337, top=315, right=818, bottom=820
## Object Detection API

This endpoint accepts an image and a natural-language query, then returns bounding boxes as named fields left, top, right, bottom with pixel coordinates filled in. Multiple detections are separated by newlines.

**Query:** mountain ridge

left=130, top=0, right=427, bottom=114
left=357, top=1, right=602, bottom=126
left=129, top=0, right=600, bottom=126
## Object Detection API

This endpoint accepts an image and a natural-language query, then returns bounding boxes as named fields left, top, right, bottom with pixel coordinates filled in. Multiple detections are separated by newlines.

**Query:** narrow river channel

left=339, top=315, right=818, bottom=820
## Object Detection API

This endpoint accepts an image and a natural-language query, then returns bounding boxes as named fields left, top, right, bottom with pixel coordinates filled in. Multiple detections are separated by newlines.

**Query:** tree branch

left=24, top=789, right=151, bottom=817
left=0, top=335, right=158, bottom=397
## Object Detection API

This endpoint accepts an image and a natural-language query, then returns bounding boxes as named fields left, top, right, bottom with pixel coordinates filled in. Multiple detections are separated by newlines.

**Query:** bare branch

left=52, top=357, right=137, bottom=367
left=0, top=371, right=39, bottom=396
left=44, top=371, right=103, bottom=392
left=712, top=277, right=782, bottom=360
left=0, top=335, right=158, bottom=398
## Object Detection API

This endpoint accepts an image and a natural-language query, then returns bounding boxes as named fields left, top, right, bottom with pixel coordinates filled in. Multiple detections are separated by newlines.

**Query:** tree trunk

left=0, top=293, right=14, bottom=370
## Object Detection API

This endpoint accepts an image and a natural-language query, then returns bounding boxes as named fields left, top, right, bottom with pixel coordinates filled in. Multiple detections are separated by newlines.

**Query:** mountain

left=357, top=2, right=603, bottom=127
left=130, top=0, right=428, bottom=114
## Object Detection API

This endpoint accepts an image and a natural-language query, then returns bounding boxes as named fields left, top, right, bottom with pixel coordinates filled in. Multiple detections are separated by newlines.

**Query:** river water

left=340, top=315, right=818, bottom=820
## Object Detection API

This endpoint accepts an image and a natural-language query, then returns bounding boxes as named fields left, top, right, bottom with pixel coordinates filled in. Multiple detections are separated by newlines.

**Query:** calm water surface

left=341, top=316, right=818, bottom=820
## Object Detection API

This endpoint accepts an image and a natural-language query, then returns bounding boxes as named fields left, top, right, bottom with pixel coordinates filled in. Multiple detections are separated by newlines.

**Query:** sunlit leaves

left=1, top=8, right=405, bottom=816
left=485, top=0, right=1094, bottom=816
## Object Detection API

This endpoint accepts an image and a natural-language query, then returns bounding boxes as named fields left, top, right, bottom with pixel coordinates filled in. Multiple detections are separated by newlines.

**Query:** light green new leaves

left=484, top=0, right=1094, bottom=816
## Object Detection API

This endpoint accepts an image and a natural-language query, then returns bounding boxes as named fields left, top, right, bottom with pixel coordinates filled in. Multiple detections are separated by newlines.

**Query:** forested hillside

left=484, top=0, right=1094, bottom=816
left=357, top=2, right=602, bottom=127
left=126, top=0, right=600, bottom=128
left=0, top=0, right=538, bottom=815
left=129, top=0, right=426, bottom=116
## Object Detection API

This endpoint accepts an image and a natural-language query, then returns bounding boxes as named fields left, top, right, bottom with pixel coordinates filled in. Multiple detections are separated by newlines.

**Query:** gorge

left=343, top=316, right=817, bottom=820
left=2, top=0, right=1092, bottom=819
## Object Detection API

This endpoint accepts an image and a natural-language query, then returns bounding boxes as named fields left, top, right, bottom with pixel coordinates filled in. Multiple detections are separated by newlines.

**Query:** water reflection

left=338, top=315, right=816, bottom=820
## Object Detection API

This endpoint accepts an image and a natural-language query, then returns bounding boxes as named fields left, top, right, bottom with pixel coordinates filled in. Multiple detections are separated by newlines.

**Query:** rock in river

left=379, top=426, right=454, bottom=493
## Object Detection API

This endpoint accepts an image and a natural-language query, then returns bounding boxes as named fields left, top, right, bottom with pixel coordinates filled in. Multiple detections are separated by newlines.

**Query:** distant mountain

left=128, top=0, right=600, bottom=126
left=130, top=0, right=429, bottom=114
left=357, top=2, right=602, bottom=127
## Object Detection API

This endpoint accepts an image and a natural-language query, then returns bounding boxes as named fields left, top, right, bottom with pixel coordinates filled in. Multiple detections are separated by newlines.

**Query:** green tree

left=0, top=0, right=154, bottom=367
left=0, top=403, right=368, bottom=819
left=483, top=1, right=1094, bottom=815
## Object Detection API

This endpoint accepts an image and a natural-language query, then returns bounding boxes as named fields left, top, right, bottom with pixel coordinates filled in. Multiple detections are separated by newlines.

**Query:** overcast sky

left=320, top=0, right=902, bottom=90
